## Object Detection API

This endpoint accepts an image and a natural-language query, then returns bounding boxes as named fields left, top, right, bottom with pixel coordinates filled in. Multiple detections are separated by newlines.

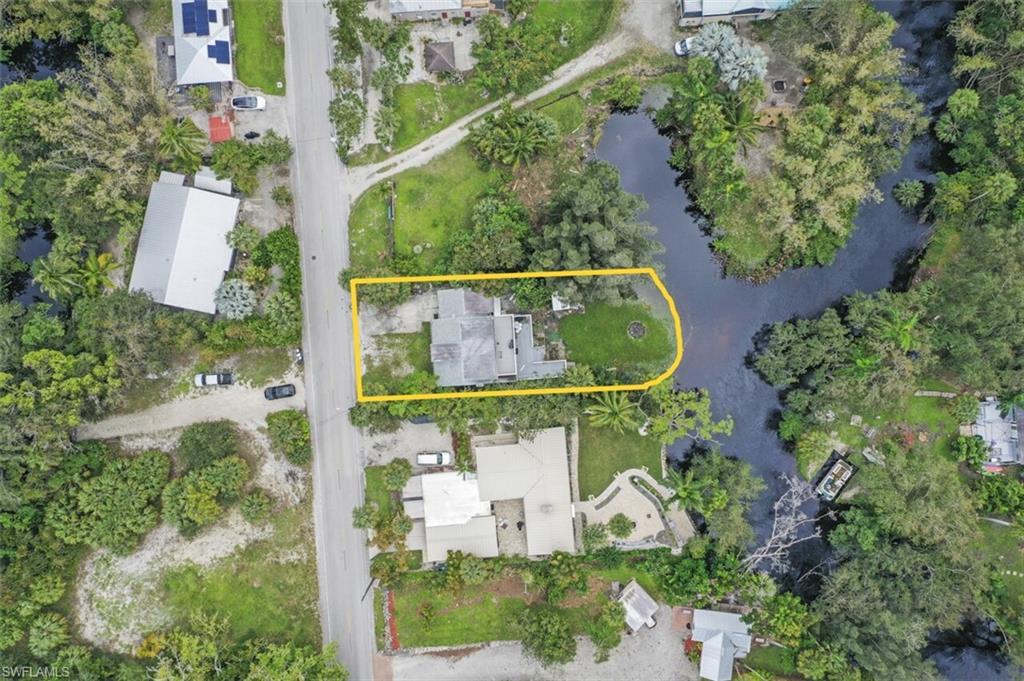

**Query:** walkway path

left=576, top=468, right=696, bottom=547
left=77, top=379, right=305, bottom=440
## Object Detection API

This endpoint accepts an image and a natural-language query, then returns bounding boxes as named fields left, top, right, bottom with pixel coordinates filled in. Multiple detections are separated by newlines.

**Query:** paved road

left=282, top=2, right=375, bottom=680
left=77, top=380, right=305, bottom=440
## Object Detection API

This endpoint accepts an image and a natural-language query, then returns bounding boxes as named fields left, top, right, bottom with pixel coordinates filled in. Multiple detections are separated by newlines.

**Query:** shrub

left=340, top=268, right=411, bottom=309
left=178, top=421, right=238, bottom=471
left=226, top=223, right=262, bottom=254
left=608, top=513, right=634, bottom=539
left=585, top=600, right=625, bottom=662
left=382, top=458, right=413, bottom=491
left=215, top=279, right=257, bottom=320
left=253, top=226, right=302, bottom=298
left=606, top=74, right=643, bottom=111
left=582, top=522, right=609, bottom=552
left=518, top=605, right=576, bottom=666
left=892, top=179, right=925, bottom=209
left=241, top=489, right=273, bottom=523
left=266, top=409, right=312, bottom=465
left=954, top=435, right=988, bottom=470
left=256, top=130, right=293, bottom=166
left=271, top=185, right=293, bottom=206
left=470, top=103, right=559, bottom=168
left=188, top=85, right=214, bottom=112
left=162, top=456, right=251, bottom=534
left=690, top=23, right=767, bottom=91
left=951, top=394, right=980, bottom=423
left=28, top=613, right=69, bottom=657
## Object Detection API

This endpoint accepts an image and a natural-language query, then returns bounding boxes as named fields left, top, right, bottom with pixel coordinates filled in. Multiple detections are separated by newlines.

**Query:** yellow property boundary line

left=349, top=267, right=684, bottom=402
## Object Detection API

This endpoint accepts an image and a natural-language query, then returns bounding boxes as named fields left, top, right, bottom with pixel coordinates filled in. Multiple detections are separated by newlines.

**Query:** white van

left=416, top=451, right=452, bottom=466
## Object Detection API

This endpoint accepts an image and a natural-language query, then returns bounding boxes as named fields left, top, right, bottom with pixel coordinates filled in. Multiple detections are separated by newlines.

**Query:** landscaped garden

left=578, top=420, right=664, bottom=499
left=232, top=0, right=286, bottom=93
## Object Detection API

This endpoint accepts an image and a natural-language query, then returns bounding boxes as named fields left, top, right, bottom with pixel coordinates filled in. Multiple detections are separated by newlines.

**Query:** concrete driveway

left=77, top=375, right=305, bottom=440
left=387, top=605, right=698, bottom=681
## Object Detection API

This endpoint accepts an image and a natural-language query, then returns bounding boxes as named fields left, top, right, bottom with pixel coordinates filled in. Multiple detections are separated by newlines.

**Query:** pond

left=597, top=1, right=1010, bottom=677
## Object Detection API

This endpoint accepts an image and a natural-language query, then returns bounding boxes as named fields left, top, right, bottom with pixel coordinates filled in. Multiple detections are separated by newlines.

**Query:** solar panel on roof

left=208, top=9, right=217, bottom=23
left=181, top=1, right=196, bottom=34
left=194, top=0, right=210, bottom=36
left=206, top=40, right=231, bottom=65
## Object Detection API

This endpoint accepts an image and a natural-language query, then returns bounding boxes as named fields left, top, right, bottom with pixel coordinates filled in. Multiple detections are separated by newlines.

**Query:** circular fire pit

left=627, top=321, right=647, bottom=339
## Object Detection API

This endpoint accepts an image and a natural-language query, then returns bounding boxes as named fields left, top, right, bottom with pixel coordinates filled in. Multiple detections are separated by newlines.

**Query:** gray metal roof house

left=679, top=0, right=793, bottom=26
left=972, top=398, right=1024, bottom=468
left=171, top=0, right=234, bottom=85
left=618, top=579, right=659, bottom=634
left=129, top=172, right=239, bottom=314
left=691, top=609, right=753, bottom=681
left=401, top=427, right=575, bottom=562
left=429, top=288, right=566, bottom=388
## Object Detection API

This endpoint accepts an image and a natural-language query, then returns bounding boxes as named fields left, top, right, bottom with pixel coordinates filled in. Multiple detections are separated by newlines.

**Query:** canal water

left=597, top=2, right=1010, bottom=677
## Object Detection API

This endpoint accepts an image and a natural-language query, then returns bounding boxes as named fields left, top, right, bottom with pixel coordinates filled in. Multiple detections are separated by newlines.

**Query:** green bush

left=266, top=409, right=312, bottom=465
left=518, top=605, right=576, bottom=666
left=253, top=226, right=303, bottom=298
left=608, top=513, right=634, bottom=539
left=382, top=458, right=413, bottom=491
left=178, top=420, right=239, bottom=471
left=162, top=456, right=251, bottom=534
left=241, top=489, right=273, bottom=523
left=606, top=74, right=642, bottom=111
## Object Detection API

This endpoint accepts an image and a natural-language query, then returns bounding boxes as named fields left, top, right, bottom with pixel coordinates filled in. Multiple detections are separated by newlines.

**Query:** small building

left=617, top=580, right=659, bottom=634
left=815, top=458, right=855, bottom=501
left=390, top=0, right=494, bottom=22
left=171, top=0, right=234, bottom=85
left=402, top=427, right=575, bottom=561
left=129, top=171, right=239, bottom=314
left=690, top=609, right=753, bottom=681
left=972, top=398, right=1024, bottom=469
left=429, top=288, right=566, bottom=388
left=424, top=41, right=457, bottom=73
left=679, top=0, right=793, bottom=26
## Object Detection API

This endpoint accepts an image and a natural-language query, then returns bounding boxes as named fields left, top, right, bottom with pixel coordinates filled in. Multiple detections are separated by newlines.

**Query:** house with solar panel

left=429, top=288, right=567, bottom=388
left=171, top=0, right=234, bottom=85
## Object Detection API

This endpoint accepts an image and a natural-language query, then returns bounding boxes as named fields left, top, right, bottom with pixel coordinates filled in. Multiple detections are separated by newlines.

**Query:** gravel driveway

left=388, top=605, right=698, bottom=681
left=77, top=376, right=306, bottom=440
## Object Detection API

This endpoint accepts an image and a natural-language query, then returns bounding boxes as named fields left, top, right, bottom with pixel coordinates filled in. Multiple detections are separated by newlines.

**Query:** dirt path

left=78, top=376, right=306, bottom=440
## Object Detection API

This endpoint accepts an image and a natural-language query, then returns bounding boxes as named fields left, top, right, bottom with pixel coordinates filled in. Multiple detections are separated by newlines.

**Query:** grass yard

left=559, top=301, right=675, bottom=374
left=162, top=505, right=319, bottom=645
left=362, top=324, right=432, bottom=395
left=389, top=571, right=615, bottom=648
left=233, top=0, right=286, bottom=94
left=348, top=143, right=498, bottom=271
left=364, top=465, right=397, bottom=516
left=235, top=347, right=293, bottom=386
left=742, top=645, right=799, bottom=677
left=977, top=520, right=1024, bottom=603
left=534, top=0, right=618, bottom=63
left=535, top=92, right=586, bottom=134
left=578, top=420, right=664, bottom=499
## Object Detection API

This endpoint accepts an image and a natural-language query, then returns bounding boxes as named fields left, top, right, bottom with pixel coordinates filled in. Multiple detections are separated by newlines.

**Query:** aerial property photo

left=3, top=0, right=1024, bottom=680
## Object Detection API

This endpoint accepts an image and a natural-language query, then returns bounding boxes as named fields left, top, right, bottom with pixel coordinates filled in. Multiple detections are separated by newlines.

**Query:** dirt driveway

left=360, top=421, right=453, bottom=467
left=78, top=374, right=306, bottom=440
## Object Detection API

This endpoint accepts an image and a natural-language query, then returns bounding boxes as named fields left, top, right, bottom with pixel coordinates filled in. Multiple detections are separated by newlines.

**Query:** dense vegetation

left=658, top=1, right=925, bottom=277
left=745, top=0, right=1024, bottom=675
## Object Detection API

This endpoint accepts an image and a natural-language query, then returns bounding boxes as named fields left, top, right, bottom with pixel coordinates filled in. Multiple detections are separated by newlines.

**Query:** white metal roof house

left=972, top=398, right=1024, bottom=469
left=402, top=427, right=575, bottom=562
left=171, top=0, right=234, bottom=85
left=679, top=0, right=793, bottom=26
left=617, top=579, right=659, bottom=634
left=429, top=288, right=566, bottom=388
left=691, top=609, right=753, bottom=681
left=390, top=0, right=494, bottom=22
left=129, top=172, right=239, bottom=314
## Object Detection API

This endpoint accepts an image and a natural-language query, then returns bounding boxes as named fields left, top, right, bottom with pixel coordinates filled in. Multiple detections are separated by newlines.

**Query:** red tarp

left=208, top=115, right=232, bottom=143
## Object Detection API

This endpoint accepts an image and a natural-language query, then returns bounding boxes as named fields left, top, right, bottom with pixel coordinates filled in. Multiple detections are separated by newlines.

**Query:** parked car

left=264, top=383, right=297, bottom=400
left=416, top=451, right=452, bottom=466
left=194, top=372, right=232, bottom=387
left=293, top=347, right=304, bottom=365
left=673, top=37, right=695, bottom=57
left=231, top=95, right=266, bottom=111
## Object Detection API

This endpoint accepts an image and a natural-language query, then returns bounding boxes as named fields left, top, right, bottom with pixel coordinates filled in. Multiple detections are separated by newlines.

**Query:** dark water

left=597, top=1, right=1012, bottom=677
left=12, top=226, right=57, bottom=309
left=0, top=39, right=79, bottom=86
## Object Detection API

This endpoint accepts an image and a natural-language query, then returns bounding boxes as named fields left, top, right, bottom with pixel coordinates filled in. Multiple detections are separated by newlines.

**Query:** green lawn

left=235, top=347, right=293, bottom=386
left=362, top=324, right=432, bottom=395
left=977, top=520, right=1024, bottom=603
left=233, top=0, right=286, bottom=94
left=162, top=505, right=319, bottom=645
left=559, top=301, right=675, bottom=375
left=364, top=465, right=397, bottom=516
left=535, top=92, right=586, bottom=134
left=348, top=143, right=498, bottom=271
left=534, top=0, right=618, bottom=63
left=578, top=420, right=664, bottom=499
left=743, top=645, right=799, bottom=677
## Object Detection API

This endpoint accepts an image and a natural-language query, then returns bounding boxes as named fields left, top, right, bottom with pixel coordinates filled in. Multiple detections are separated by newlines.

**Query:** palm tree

left=78, top=252, right=118, bottom=296
left=664, top=468, right=704, bottom=512
left=723, top=97, right=766, bottom=155
left=585, top=392, right=641, bottom=433
left=32, top=256, right=80, bottom=301
left=874, top=309, right=919, bottom=352
left=998, top=391, right=1024, bottom=418
left=158, top=118, right=205, bottom=173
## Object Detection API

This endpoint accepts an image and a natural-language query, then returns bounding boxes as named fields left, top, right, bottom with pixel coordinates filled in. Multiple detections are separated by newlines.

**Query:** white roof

left=129, top=176, right=238, bottom=314
left=618, top=580, right=659, bottom=633
left=422, top=515, right=499, bottom=562
left=692, top=610, right=752, bottom=681
left=419, top=472, right=491, bottom=527
left=972, top=399, right=1022, bottom=465
left=390, top=0, right=462, bottom=13
left=475, top=427, right=575, bottom=556
left=171, top=0, right=234, bottom=85
left=194, top=166, right=233, bottom=195
left=699, top=0, right=790, bottom=17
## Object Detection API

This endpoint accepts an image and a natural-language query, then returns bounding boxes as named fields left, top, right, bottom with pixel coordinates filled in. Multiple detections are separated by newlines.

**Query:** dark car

left=264, top=383, right=297, bottom=400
